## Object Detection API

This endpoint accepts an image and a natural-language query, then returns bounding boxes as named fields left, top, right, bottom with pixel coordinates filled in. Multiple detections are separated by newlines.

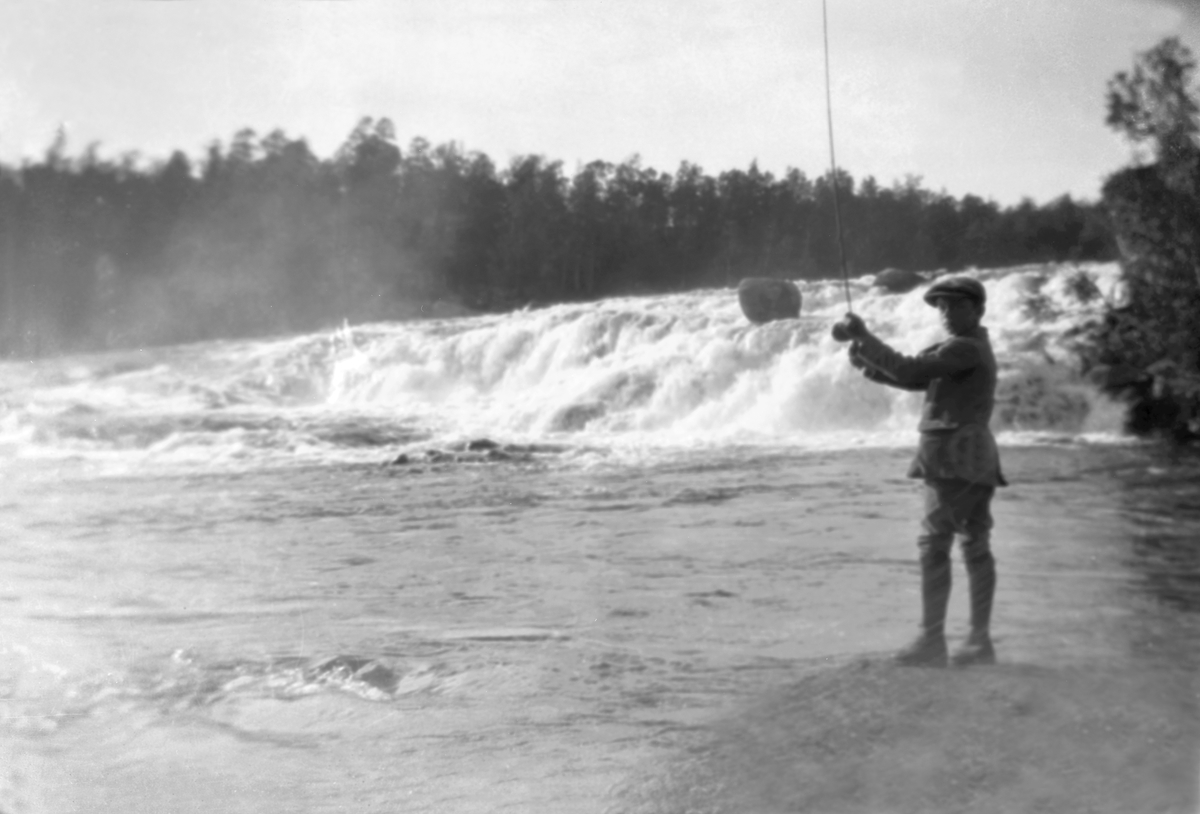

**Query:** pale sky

left=1, top=0, right=1197, bottom=205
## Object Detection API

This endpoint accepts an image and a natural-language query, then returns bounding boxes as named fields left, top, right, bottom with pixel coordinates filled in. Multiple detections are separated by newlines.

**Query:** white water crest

left=0, top=262, right=1127, bottom=475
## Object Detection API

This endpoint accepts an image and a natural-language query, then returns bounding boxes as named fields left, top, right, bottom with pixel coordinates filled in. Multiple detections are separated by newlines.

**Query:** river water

left=1, top=263, right=1197, bottom=813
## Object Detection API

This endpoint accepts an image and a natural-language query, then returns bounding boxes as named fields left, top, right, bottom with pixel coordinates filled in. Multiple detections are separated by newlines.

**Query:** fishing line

left=822, top=0, right=854, bottom=312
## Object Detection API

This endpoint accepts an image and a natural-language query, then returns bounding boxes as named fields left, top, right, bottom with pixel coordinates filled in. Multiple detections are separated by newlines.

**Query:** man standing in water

left=836, top=277, right=1004, bottom=667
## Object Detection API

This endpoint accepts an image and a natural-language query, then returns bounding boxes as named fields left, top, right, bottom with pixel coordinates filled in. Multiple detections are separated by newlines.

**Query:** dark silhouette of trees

left=1074, top=37, right=1200, bottom=441
left=0, top=118, right=1118, bottom=358
left=1107, top=36, right=1200, bottom=183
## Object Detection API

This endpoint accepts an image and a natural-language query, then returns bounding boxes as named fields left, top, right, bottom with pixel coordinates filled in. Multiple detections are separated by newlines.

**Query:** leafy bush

left=1083, top=38, right=1200, bottom=442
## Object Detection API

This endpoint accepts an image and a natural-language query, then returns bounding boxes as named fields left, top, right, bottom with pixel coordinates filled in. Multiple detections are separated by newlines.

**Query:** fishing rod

left=822, top=0, right=853, bottom=314
left=736, top=0, right=857, bottom=331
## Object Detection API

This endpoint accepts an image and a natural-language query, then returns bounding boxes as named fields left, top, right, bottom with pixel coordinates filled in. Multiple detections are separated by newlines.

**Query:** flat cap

left=923, top=276, right=986, bottom=306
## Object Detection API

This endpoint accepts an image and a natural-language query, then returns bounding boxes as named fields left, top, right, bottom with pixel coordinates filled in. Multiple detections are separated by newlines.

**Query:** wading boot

left=894, top=630, right=948, bottom=667
left=951, top=629, right=995, bottom=666
left=953, top=551, right=997, bottom=667
left=895, top=550, right=951, bottom=668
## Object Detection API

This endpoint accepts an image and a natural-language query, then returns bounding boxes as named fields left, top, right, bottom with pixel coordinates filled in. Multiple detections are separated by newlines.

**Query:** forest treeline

left=1, top=116, right=1118, bottom=357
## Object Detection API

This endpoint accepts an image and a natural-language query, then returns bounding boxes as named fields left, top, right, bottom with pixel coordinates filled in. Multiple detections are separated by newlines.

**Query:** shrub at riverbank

left=1072, top=37, right=1200, bottom=443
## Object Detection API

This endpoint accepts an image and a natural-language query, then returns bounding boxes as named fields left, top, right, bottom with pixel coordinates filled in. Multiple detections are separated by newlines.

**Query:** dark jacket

left=851, top=326, right=1006, bottom=486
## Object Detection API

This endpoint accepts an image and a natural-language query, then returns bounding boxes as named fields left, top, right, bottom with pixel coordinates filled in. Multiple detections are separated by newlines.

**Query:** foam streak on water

left=0, top=263, right=1127, bottom=477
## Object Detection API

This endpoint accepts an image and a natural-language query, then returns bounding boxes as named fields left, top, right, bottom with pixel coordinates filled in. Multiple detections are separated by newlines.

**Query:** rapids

left=1, top=263, right=1125, bottom=477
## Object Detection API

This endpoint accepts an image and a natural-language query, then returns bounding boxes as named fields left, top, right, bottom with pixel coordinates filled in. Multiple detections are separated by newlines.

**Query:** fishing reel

left=831, top=314, right=863, bottom=342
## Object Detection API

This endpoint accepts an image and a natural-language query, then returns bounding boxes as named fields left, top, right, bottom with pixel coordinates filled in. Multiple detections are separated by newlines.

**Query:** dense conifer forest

left=0, top=117, right=1116, bottom=357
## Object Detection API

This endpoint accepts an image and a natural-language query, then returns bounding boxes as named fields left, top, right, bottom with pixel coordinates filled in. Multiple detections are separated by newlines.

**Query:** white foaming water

left=0, top=262, right=1126, bottom=474
left=324, top=262, right=1127, bottom=451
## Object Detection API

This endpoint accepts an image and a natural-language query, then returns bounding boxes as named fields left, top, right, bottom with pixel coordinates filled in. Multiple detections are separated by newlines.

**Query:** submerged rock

left=550, top=403, right=607, bottom=432
left=387, top=438, right=569, bottom=466
left=465, top=438, right=500, bottom=451
left=308, top=655, right=400, bottom=694
left=737, top=278, right=802, bottom=324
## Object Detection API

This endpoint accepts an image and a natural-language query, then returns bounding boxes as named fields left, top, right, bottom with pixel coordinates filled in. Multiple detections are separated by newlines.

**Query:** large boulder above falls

left=873, top=267, right=927, bottom=294
left=737, top=278, right=802, bottom=324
